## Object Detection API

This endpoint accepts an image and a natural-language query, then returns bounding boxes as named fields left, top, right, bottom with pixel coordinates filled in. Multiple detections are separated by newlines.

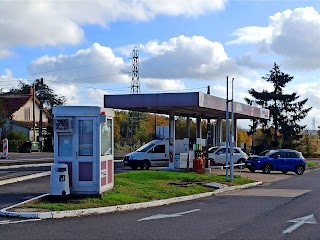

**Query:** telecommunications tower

left=126, top=47, right=140, bottom=141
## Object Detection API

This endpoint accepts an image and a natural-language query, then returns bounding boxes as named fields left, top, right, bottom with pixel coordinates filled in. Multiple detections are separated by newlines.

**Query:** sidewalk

left=210, top=168, right=295, bottom=184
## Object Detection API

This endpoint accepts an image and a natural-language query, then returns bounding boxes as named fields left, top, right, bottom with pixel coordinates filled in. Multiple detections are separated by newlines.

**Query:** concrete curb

left=0, top=181, right=263, bottom=219
left=0, top=171, right=51, bottom=186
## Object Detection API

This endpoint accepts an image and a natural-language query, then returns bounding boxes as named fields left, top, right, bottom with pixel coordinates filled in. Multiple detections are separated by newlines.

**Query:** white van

left=123, top=139, right=185, bottom=170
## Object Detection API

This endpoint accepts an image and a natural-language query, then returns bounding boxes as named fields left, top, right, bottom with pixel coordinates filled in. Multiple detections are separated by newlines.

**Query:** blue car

left=245, top=149, right=306, bottom=175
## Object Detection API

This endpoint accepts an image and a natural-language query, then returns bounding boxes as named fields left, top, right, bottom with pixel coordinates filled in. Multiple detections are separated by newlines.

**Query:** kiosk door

left=73, top=117, right=97, bottom=193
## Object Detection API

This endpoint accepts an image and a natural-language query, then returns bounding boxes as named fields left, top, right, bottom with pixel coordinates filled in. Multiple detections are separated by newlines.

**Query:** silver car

left=208, top=146, right=248, bottom=167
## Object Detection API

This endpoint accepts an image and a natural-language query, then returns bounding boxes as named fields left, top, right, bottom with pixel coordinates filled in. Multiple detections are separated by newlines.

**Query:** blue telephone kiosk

left=52, top=106, right=114, bottom=195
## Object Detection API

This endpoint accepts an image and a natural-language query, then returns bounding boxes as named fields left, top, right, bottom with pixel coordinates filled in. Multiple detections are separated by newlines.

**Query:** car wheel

left=281, top=171, right=288, bottom=174
left=141, top=160, right=151, bottom=170
left=209, top=159, right=215, bottom=166
left=248, top=167, right=255, bottom=173
left=295, top=165, right=305, bottom=175
left=131, top=166, right=138, bottom=170
left=263, top=164, right=272, bottom=174
left=237, top=159, right=245, bottom=169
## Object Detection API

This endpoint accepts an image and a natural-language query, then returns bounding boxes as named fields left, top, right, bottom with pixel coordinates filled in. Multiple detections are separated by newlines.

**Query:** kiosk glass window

left=58, top=135, right=72, bottom=156
left=101, top=119, right=112, bottom=156
left=79, top=120, right=93, bottom=156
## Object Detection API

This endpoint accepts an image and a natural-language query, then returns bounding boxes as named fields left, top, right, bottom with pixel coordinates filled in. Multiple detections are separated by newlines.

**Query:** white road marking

left=138, top=209, right=201, bottom=221
left=0, top=219, right=41, bottom=225
left=282, top=214, right=317, bottom=234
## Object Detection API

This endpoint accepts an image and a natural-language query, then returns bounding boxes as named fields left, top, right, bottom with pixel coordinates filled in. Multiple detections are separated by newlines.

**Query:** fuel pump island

left=50, top=106, right=114, bottom=196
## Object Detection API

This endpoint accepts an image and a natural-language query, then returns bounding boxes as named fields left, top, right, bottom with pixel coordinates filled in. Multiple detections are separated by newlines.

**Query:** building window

left=25, top=107, right=30, bottom=121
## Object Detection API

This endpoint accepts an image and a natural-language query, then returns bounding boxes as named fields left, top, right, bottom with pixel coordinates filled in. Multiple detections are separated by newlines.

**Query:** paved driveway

left=210, top=168, right=300, bottom=184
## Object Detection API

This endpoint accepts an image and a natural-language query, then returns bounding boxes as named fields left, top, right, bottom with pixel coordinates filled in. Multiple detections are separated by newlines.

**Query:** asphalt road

left=0, top=152, right=54, bottom=164
left=0, top=168, right=319, bottom=239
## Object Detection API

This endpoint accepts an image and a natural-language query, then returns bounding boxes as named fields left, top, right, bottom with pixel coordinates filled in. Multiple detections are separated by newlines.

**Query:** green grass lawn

left=25, top=170, right=255, bottom=211
left=306, top=161, right=318, bottom=168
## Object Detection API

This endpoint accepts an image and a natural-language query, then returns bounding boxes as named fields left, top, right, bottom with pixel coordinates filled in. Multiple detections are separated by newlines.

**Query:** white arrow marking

left=138, top=209, right=200, bottom=221
left=282, top=214, right=317, bottom=234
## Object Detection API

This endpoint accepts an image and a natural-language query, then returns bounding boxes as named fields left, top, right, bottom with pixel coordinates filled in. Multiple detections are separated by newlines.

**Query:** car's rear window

left=287, top=151, right=299, bottom=158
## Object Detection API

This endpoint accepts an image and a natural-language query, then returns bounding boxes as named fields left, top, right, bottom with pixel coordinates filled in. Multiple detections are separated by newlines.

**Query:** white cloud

left=139, top=35, right=242, bottom=80
left=143, top=78, right=186, bottom=92
left=0, top=1, right=84, bottom=49
left=235, top=55, right=271, bottom=70
left=143, top=0, right=226, bottom=17
left=51, top=84, right=80, bottom=105
left=0, top=69, right=26, bottom=92
left=228, top=7, right=320, bottom=69
left=28, top=43, right=131, bottom=85
left=0, top=0, right=226, bottom=55
left=0, top=49, right=13, bottom=59
left=289, top=82, right=320, bottom=114
left=42, top=79, right=111, bottom=107
left=227, top=26, right=273, bottom=45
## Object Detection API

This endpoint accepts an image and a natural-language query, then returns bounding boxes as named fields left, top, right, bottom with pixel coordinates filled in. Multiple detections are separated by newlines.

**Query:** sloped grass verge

left=25, top=170, right=254, bottom=211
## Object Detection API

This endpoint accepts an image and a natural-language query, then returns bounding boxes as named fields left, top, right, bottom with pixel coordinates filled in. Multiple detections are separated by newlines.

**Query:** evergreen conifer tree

left=246, top=63, right=312, bottom=148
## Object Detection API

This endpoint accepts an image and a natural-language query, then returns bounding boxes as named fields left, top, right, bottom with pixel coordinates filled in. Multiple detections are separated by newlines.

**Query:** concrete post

left=216, top=117, right=222, bottom=146
left=196, top=116, right=202, bottom=139
left=169, top=112, right=175, bottom=169
left=186, top=117, right=190, bottom=138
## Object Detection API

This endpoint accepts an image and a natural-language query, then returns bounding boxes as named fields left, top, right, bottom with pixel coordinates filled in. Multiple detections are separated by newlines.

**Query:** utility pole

left=33, top=81, right=36, bottom=143
left=225, top=77, right=229, bottom=181
left=230, top=78, right=235, bottom=182
left=39, top=78, right=44, bottom=152
left=206, top=86, right=211, bottom=167
left=225, top=77, right=235, bottom=182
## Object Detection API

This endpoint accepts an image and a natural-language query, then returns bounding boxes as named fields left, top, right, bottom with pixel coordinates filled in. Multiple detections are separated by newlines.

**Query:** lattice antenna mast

left=127, top=47, right=140, bottom=142
left=131, top=46, right=140, bottom=94
left=312, top=117, right=316, bottom=130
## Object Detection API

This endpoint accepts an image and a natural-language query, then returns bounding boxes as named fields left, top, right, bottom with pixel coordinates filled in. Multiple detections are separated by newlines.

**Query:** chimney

left=29, top=86, right=33, bottom=95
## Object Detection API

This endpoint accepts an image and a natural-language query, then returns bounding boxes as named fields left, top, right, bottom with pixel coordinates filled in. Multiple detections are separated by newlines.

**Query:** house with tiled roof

left=0, top=87, right=50, bottom=141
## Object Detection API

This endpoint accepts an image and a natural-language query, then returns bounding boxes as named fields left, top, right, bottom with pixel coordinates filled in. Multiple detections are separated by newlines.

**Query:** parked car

left=208, top=146, right=248, bottom=167
left=245, top=149, right=306, bottom=175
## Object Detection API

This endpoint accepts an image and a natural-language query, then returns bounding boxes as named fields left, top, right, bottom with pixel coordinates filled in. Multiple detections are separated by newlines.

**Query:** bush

left=7, top=130, right=27, bottom=141
left=2, top=130, right=28, bottom=152
left=8, top=140, right=26, bottom=152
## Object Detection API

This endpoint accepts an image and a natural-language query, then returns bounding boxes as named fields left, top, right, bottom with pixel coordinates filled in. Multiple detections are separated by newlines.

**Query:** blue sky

left=0, top=0, right=320, bottom=129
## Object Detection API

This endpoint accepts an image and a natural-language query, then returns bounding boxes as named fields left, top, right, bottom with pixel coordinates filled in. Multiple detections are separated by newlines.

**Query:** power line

left=45, top=79, right=130, bottom=92
left=7, top=57, right=132, bottom=79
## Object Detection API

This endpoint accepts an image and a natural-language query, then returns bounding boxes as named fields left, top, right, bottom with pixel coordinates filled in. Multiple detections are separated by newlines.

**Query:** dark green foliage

left=246, top=63, right=312, bottom=149
left=0, top=99, right=7, bottom=129
left=7, top=129, right=27, bottom=141
left=5, top=130, right=28, bottom=152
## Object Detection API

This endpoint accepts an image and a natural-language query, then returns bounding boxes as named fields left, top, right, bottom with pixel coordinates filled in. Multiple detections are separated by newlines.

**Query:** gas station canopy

left=104, top=92, right=269, bottom=120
